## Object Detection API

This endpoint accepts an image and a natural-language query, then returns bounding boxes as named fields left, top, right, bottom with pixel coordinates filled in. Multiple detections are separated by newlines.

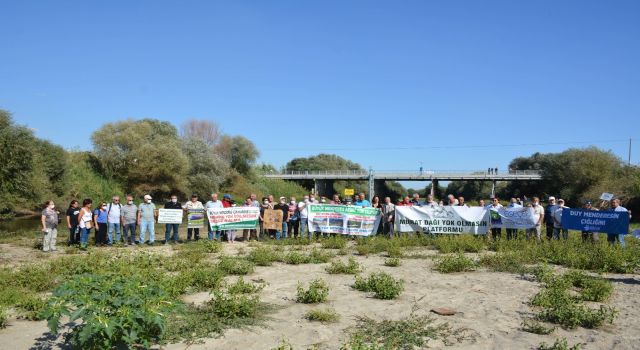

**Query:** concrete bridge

left=263, top=169, right=542, bottom=199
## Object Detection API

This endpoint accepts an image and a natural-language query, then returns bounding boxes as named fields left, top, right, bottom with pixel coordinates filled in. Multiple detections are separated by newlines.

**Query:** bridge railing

left=267, top=169, right=542, bottom=176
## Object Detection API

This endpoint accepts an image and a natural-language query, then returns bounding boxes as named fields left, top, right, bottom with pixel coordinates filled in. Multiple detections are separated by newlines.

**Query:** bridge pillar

left=368, top=169, right=375, bottom=201
left=430, top=179, right=438, bottom=197
left=491, top=180, right=496, bottom=198
left=313, top=179, right=334, bottom=198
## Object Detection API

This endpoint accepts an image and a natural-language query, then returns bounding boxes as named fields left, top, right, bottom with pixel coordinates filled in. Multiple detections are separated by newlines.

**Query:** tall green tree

left=214, top=135, right=259, bottom=177
left=91, top=119, right=190, bottom=199
left=181, top=137, right=228, bottom=198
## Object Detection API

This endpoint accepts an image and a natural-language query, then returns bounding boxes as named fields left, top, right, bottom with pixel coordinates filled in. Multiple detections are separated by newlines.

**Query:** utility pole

left=629, top=138, right=632, bottom=166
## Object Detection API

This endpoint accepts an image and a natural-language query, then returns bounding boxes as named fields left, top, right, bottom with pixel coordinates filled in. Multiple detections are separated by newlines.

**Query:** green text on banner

left=207, top=207, right=260, bottom=231
left=307, top=204, right=381, bottom=236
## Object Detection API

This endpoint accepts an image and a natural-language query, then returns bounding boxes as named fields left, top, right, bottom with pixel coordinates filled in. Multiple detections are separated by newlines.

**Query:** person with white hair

left=552, top=199, right=569, bottom=240
left=137, top=194, right=157, bottom=245
left=544, top=196, right=558, bottom=240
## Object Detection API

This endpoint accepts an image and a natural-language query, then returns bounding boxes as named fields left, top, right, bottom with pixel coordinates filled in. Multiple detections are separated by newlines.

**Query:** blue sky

left=1, top=0, right=639, bottom=174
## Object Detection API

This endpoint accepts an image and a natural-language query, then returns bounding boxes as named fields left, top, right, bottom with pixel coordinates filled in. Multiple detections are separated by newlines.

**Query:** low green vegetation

left=529, top=266, right=617, bottom=329
left=433, top=253, right=477, bottom=273
left=342, top=310, right=451, bottom=350
left=384, top=258, right=402, bottom=267
left=521, top=318, right=555, bottom=335
left=296, top=279, right=330, bottom=304
left=304, top=308, right=340, bottom=323
left=353, top=272, right=404, bottom=300
left=217, top=256, right=256, bottom=275
left=326, top=257, right=362, bottom=274
left=537, top=338, right=583, bottom=350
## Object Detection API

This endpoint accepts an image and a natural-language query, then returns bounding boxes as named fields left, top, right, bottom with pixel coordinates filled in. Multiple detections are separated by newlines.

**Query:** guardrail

left=266, top=169, right=542, bottom=176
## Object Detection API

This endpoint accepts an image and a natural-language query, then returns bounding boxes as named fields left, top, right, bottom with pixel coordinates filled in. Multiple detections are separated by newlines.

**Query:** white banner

left=307, top=204, right=381, bottom=236
left=158, top=209, right=183, bottom=224
left=395, top=206, right=489, bottom=234
left=490, top=207, right=536, bottom=229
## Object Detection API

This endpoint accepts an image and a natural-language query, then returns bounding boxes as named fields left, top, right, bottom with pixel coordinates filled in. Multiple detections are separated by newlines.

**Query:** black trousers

left=546, top=224, right=554, bottom=240
left=96, top=223, right=108, bottom=245
left=491, top=228, right=502, bottom=240
left=288, top=220, right=300, bottom=237
left=187, top=228, right=200, bottom=240
left=506, top=228, right=517, bottom=240
left=69, top=225, right=80, bottom=245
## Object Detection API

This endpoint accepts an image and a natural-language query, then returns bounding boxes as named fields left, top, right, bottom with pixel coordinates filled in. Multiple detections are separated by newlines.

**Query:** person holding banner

left=544, top=197, right=558, bottom=240
left=164, top=195, right=182, bottom=244
left=183, top=194, right=204, bottom=241
left=287, top=197, right=300, bottom=238
left=489, top=198, right=503, bottom=240
left=243, top=197, right=259, bottom=241
left=205, top=193, right=223, bottom=241
left=580, top=201, right=599, bottom=242
left=274, top=197, right=290, bottom=240
left=526, top=197, right=544, bottom=243
left=355, top=193, right=371, bottom=207
left=382, top=196, right=395, bottom=237
left=608, top=199, right=629, bottom=247
left=298, top=195, right=310, bottom=239
left=552, top=199, right=569, bottom=240
left=506, top=198, right=521, bottom=239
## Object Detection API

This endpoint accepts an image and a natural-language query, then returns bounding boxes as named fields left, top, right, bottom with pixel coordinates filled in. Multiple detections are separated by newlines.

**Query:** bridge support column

left=313, top=179, right=334, bottom=198
left=368, top=169, right=375, bottom=201
left=491, top=180, right=496, bottom=198
left=430, top=179, right=438, bottom=197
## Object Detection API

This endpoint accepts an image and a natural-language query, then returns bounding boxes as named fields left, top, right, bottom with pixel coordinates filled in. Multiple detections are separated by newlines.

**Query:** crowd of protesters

left=39, top=190, right=631, bottom=252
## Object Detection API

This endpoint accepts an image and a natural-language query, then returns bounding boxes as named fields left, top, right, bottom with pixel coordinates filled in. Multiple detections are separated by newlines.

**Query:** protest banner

left=344, top=188, right=355, bottom=196
left=263, top=209, right=283, bottom=231
left=157, top=209, right=183, bottom=224
left=395, top=206, right=489, bottom=234
left=561, top=208, right=629, bottom=235
left=489, top=207, right=536, bottom=229
left=207, top=207, right=260, bottom=231
left=307, top=204, right=381, bottom=236
left=187, top=208, right=205, bottom=228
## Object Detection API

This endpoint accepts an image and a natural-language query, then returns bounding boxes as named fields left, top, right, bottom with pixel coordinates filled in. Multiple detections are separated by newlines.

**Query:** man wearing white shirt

left=552, top=199, right=569, bottom=240
left=489, top=198, right=503, bottom=240
left=608, top=198, right=630, bottom=247
left=205, top=193, right=224, bottom=241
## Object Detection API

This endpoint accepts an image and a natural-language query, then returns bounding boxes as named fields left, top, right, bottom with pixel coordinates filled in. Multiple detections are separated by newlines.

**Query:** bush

left=0, top=307, right=7, bottom=329
left=326, top=257, right=362, bottom=274
left=208, top=290, right=261, bottom=319
left=433, top=253, right=477, bottom=273
left=247, top=246, right=282, bottom=266
left=521, top=318, right=555, bottom=335
left=296, top=279, right=329, bottom=304
left=305, top=308, right=340, bottom=323
left=479, top=252, right=527, bottom=273
left=284, top=251, right=311, bottom=265
left=217, top=257, right=255, bottom=275
left=42, top=274, right=175, bottom=349
left=322, top=236, right=348, bottom=249
left=538, top=337, right=583, bottom=350
left=308, top=248, right=335, bottom=263
left=353, top=272, right=404, bottom=300
left=384, top=258, right=402, bottom=267
left=227, top=277, right=264, bottom=295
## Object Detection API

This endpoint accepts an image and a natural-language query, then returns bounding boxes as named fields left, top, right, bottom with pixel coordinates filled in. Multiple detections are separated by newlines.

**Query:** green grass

left=433, top=253, right=477, bottom=273
left=537, top=338, right=583, bottom=350
left=325, top=257, right=362, bottom=274
left=384, top=258, right=402, bottom=267
left=353, top=272, right=404, bottom=300
left=217, top=256, right=256, bottom=275
left=296, top=279, right=329, bottom=304
left=521, top=318, right=555, bottom=335
left=304, top=308, right=340, bottom=323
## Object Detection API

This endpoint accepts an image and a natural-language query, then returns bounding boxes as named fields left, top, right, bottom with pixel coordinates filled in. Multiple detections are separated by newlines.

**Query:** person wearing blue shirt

left=544, top=197, right=558, bottom=240
left=354, top=193, right=371, bottom=207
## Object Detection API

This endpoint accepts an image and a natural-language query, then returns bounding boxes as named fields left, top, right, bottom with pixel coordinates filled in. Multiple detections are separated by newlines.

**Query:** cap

left=144, top=195, right=152, bottom=200
left=223, top=194, right=231, bottom=199
left=548, top=196, right=556, bottom=201
left=279, top=196, right=286, bottom=200
left=584, top=200, right=592, bottom=205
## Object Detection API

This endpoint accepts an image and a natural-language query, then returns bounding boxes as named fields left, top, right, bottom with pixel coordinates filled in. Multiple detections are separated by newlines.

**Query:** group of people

left=38, top=190, right=631, bottom=252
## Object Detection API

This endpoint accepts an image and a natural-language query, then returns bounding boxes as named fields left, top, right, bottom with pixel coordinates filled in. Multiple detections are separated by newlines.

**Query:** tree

left=0, top=110, right=36, bottom=213
left=214, top=135, right=259, bottom=176
left=181, top=137, right=228, bottom=198
left=180, top=119, right=221, bottom=146
left=91, top=119, right=190, bottom=199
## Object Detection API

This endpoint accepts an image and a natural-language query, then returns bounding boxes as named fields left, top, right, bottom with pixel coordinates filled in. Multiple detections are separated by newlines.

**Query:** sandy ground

left=1, top=242, right=639, bottom=350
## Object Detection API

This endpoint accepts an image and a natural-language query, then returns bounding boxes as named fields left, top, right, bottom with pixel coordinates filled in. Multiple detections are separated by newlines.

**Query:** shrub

left=247, top=246, right=281, bottom=266
left=296, top=279, right=329, bottom=304
left=42, top=274, right=176, bottom=350
left=537, top=337, right=583, bottom=350
left=384, top=258, right=402, bottom=267
left=521, top=318, right=555, bottom=335
left=208, top=290, right=261, bottom=318
left=178, top=267, right=225, bottom=292
left=305, top=308, right=340, bottom=323
left=386, top=245, right=404, bottom=258
left=217, top=257, right=255, bottom=275
left=479, top=252, right=527, bottom=273
left=284, top=251, right=311, bottom=265
left=433, top=253, right=477, bottom=273
left=326, top=257, right=362, bottom=274
left=353, top=272, right=404, bottom=300
left=322, top=236, right=348, bottom=249
left=308, top=248, right=335, bottom=263
left=0, top=307, right=7, bottom=329
left=227, top=277, right=264, bottom=295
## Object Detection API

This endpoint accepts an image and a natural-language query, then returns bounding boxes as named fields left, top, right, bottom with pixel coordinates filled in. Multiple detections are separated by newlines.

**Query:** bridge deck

left=263, top=170, right=542, bottom=181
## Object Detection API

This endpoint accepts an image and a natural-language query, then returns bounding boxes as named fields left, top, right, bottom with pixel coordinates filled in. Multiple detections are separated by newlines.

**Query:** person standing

left=93, top=202, right=108, bottom=246
left=274, top=196, right=290, bottom=240
left=447, top=194, right=458, bottom=206
left=242, top=197, right=259, bottom=241
left=183, top=194, right=204, bottom=241
left=121, top=195, right=137, bottom=245
left=164, top=194, right=182, bottom=244
left=138, top=195, right=157, bottom=245
left=221, top=194, right=235, bottom=242
left=77, top=199, right=93, bottom=250
left=65, top=200, right=80, bottom=246
left=41, top=200, right=59, bottom=252
left=287, top=197, right=300, bottom=238
left=424, top=194, right=437, bottom=208
left=506, top=198, right=522, bottom=240
left=331, top=194, right=342, bottom=205
left=298, top=195, right=311, bottom=239
left=382, top=196, right=395, bottom=237
left=259, top=197, right=271, bottom=240
left=526, top=197, right=544, bottom=243
left=457, top=196, right=469, bottom=208
left=479, top=199, right=486, bottom=207
left=489, top=198, right=503, bottom=240
left=205, top=193, right=224, bottom=241
left=581, top=201, right=598, bottom=242
left=410, top=193, right=422, bottom=206
left=608, top=198, right=630, bottom=247
left=544, top=196, right=558, bottom=240
left=354, top=193, right=371, bottom=207
left=552, top=199, right=569, bottom=240
left=398, top=196, right=413, bottom=206
left=106, top=196, right=122, bottom=245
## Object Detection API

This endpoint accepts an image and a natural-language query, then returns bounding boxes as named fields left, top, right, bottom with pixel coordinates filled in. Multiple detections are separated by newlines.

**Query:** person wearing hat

left=205, top=193, right=224, bottom=241
left=137, top=194, right=157, bottom=245
left=183, top=194, right=204, bottom=241
left=581, top=200, right=599, bottom=242
left=273, top=196, right=290, bottom=240
left=544, top=196, right=558, bottom=240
